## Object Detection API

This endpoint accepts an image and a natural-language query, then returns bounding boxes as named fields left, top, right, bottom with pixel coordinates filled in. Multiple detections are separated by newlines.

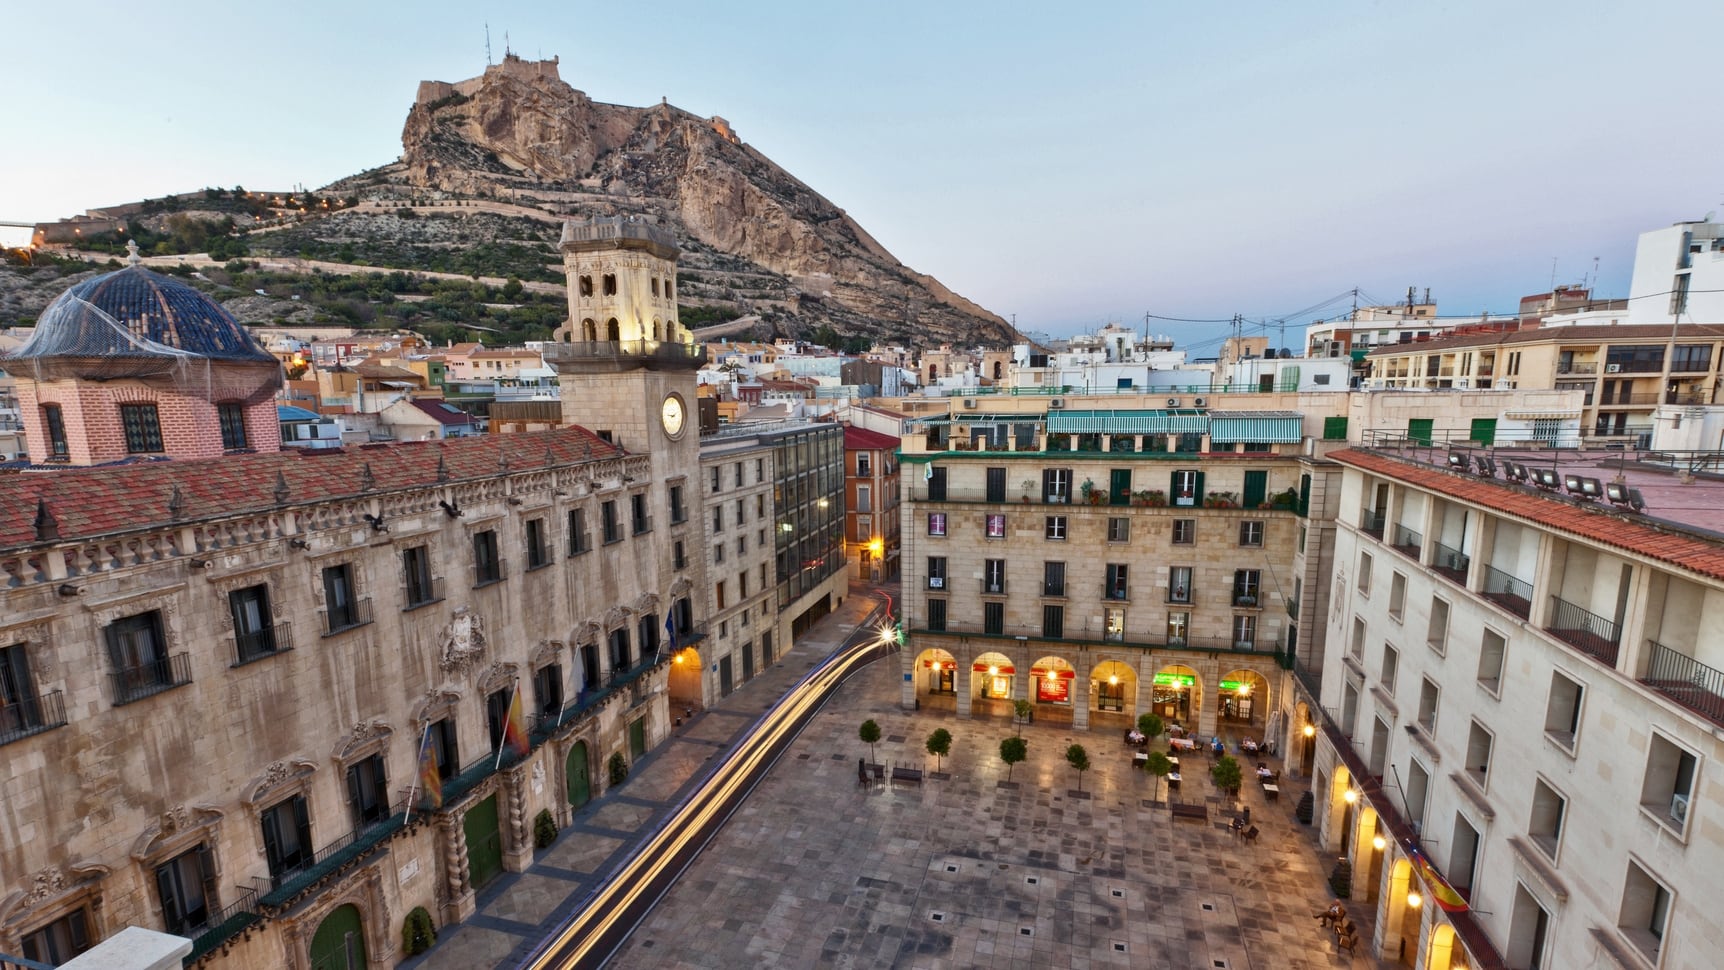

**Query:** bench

left=1169, top=802, right=1208, bottom=822
left=891, top=765, right=923, bottom=784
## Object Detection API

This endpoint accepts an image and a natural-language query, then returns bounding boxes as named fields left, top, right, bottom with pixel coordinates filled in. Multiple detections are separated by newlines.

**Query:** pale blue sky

left=4, top=1, right=1719, bottom=342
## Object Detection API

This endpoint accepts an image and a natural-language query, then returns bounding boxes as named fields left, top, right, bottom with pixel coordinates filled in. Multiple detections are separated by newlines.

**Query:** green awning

left=1047, top=410, right=1210, bottom=435
left=1209, top=412, right=1304, bottom=444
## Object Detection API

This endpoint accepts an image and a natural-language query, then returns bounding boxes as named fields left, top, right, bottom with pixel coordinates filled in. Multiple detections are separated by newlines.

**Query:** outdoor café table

left=1263, top=784, right=1280, bottom=801
left=1167, top=756, right=1179, bottom=770
left=1167, top=772, right=1181, bottom=789
left=1170, top=737, right=1196, bottom=751
left=1133, top=752, right=1149, bottom=769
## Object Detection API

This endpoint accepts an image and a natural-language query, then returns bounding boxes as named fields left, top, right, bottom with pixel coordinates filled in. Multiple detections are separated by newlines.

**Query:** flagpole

left=405, top=722, right=430, bottom=825
left=495, top=681, right=518, bottom=772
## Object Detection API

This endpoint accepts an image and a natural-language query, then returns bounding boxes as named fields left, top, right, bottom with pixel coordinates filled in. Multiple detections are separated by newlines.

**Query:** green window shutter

left=1408, top=419, right=1434, bottom=445
left=1194, top=471, right=1206, bottom=505
left=1298, top=474, right=1312, bottom=517
left=1469, top=418, right=1497, bottom=446
left=1243, top=470, right=1268, bottom=509
left=1323, top=416, right=1349, bottom=440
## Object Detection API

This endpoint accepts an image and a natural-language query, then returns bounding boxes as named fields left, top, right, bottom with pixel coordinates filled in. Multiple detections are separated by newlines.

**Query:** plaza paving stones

left=411, top=585, right=1390, bottom=969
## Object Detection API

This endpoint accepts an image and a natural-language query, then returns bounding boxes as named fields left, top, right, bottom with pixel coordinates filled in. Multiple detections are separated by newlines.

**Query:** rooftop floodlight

left=1563, top=474, right=1585, bottom=494
left=1628, top=488, right=1647, bottom=512
left=1447, top=452, right=1469, bottom=470
left=1607, top=482, right=1630, bottom=504
left=1580, top=478, right=1604, bottom=498
left=1534, top=469, right=1560, bottom=489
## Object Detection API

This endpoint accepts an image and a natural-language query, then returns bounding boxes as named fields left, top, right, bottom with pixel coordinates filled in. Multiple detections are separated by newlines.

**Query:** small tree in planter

left=1144, top=750, right=1174, bottom=802
left=1000, top=736, right=1028, bottom=781
left=533, top=809, right=558, bottom=849
left=607, top=750, right=630, bottom=787
left=859, top=719, right=882, bottom=763
left=1211, top=754, right=1243, bottom=798
left=402, top=906, right=437, bottom=956
left=926, top=728, right=953, bottom=773
left=1013, top=699, right=1034, bottom=736
left=1066, top=743, right=1091, bottom=792
left=1137, top=712, right=1164, bottom=739
left=1020, top=480, right=1036, bottom=503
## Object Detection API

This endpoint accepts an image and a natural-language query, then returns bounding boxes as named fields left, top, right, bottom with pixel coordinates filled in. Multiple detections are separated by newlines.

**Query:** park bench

left=1169, top=801, right=1208, bottom=822
left=891, top=764, right=924, bottom=784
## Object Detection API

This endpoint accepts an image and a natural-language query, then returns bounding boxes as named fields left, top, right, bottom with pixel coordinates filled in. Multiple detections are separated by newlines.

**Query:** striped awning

left=1209, top=411, right=1304, bottom=444
left=1047, top=410, right=1210, bottom=435
left=1503, top=411, right=1579, bottom=420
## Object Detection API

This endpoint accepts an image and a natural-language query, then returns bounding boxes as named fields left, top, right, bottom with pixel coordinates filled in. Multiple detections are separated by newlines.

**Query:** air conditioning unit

left=1193, top=397, right=1208, bottom=407
left=1606, top=363, right=1622, bottom=373
left=963, top=398, right=978, bottom=409
left=928, top=577, right=945, bottom=589
left=1671, top=793, right=1690, bottom=825
left=1166, top=397, right=1181, bottom=408
left=1048, top=398, right=1066, bottom=409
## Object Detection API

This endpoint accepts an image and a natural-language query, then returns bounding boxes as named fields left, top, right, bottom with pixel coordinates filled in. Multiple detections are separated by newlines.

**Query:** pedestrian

left=857, top=757, right=869, bottom=787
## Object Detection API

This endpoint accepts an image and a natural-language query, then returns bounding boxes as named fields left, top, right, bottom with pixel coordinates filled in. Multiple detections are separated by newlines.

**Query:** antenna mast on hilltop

left=485, top=23, right=492, bottom=65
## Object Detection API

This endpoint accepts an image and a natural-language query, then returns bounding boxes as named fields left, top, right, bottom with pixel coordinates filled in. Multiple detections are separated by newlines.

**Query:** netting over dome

left=3, top=265, right=283, bottom=402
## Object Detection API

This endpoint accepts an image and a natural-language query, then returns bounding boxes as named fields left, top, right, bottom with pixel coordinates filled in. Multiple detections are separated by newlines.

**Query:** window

left=1107, top=517, right=1129, bottom=542
left=669, top=485, right=685, bottom=524
left=734, top=463, right=744, bottom=487
left=927, top=513, right=947, bottom=536
left=1380, top=643, right=1399, bottom=693
left=0, top=643, right=56, bottom=741
left=1466, top=720, right=1494, bottom=787
left=710, top=466, right=720, bottom=493
left=1233, top=614, right=1257, bottom=650
left=716, top=579, right=728, bottom=608
left=1045, top=515, right=1067, bottom=540
left=986, top=514, right=1006, bottom=539
left=608, top=626, right=633, bottom=670
left=1172, top=519, right=1195, bottom=545
left=427, top=717, right=458, bottom=778
left=567, top=509, right=590, bottom=555
left=756, top=494, right=765, bottom=517
left=1358, top=552, right=1373, bottom=594
left=42, top=404, right=70, bottom=459
left=261, top=795, right=313, bottom=881
left=712, top=505, right=724, bottom=531
left=230, top=584, right=282, bottom=662
left=1543, top=671, right=1584, bottom=749
left=856, top=485, right=871, bottom=513
left=1168, top=566, right=1192, bottom=603
left=1350, top=616, right=1365, bottom=658
left=1042, top=561, right=1066, bottom=597
left=983, top=601, right=1004, bottom=635
left=20, top=908, right=92, bottom=963
left=319, top=563, right=364, bottom=633
left=1427, top=597, right=1450, bottom=653
left=534, top=663, right=564, bottom=719
left=735, top=499, right=745, bottom=524
left=737, top=536, right=746, bottom=556
left=740, top=572, right=749, bottom=597
left=106, top=610, right=179, bottom=703
left=473, top=529, right=502, bottom=585
left=927, top=466, right=946, bottom=501
left=403, top=545, right=438, bottom=607
left=927, top=557, right=947, bottom=590
left=1405, top=760, right=1430, bottom=830
left=1238, top=520, right=1264, bottom=547
left=1619, top=862, right=1674, bottom=963
left=1449, top=815, right=1480, bottom=895
left=484, top=688, right=514, bottom=752
left=1232, top=569, right=1260, bottom=607
left=1171, top=469, right=1200, bottom=506
left=756, top=458, right=764, bottom=481
left=1388, top=573, right=1406, bottom=621
left=1507, top=884, right=1550, bottom=970
left=1640, top=732, right=1698, bottom=834
left=1104, top=563, right=1128, bottom=600
left=1104, top=607, right=1124, bottom=641
left=673, top=541, right=687, bottom=569
left=983, top=559, right=1005, bottom=595
left=1042, top=604, right=1064, bottom=639
left=517, top=519, right=548, bottom=570
left=218, top=402, right=248, bottom=451
left=1417, top=677, right=1439, bottom=732
left=632, top=493, right=651, bottom=534
left=1341, top=682, right=1359, bottom=737
left=985, top=466, right=1006, bottom=502
left=856, top=453, right=872, bottom=476
left=602, top=500, right=621, bottom=544
left=1042, top=468, right=1072, bottom=504
left=1477, top=627, right=1505, bottom=692
left=1529, top=779, right=1566, bottom=859
left=347, top=753, right=389, bottom=828
left=120, top=403, right=164, bottom=453
left=927, top=599, right=947, bottom=632
left=602, top=273, right=616, bottom=295
left=155, top=845, right=218, bottom=935
left=1166, top=612, right=1189, bottom=646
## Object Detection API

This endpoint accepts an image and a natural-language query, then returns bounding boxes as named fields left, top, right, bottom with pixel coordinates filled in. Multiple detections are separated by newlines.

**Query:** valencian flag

left=1409, top=846, right=1469, bottom=912
left=417, top=730, right=443, bottom=811
left=504, top=684, right=530, bottom=758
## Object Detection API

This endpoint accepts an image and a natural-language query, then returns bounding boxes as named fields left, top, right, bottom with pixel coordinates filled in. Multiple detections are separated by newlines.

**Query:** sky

left=4, top=1, right=1721, bottom=345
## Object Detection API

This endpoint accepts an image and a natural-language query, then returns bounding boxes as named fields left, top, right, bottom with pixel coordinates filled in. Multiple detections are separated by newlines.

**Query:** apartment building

left=844, top=425, right=901, bottom=582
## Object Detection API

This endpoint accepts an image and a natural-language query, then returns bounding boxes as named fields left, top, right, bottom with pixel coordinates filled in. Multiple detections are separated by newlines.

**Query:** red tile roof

left=1, top=427, right=620, bottom=548
left=1331, top=449, right=1724, bottom=582
left=843, top=426, right=901, bottom=451
left=407, top=399, right=477, bottom=426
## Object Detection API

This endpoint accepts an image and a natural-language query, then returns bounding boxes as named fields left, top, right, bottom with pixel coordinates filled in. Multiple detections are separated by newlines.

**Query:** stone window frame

left=128, top=805, right=227, bottom=931
left=209, top=567, right=290, bottom=666
left=308, top=550, right=369, bottom=637
left=89, top=586, right=188, bottom=702
left=239, top=759, right=320, bottom=867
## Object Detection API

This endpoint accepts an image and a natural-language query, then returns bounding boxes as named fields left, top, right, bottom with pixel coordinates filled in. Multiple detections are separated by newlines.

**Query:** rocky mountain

left=391, top=55, right=1017, bottom=347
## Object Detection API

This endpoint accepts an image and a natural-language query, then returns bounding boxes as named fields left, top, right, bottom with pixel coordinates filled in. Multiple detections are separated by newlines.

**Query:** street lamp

left=1407, top=890, right=1423, bottom=909
left=1372, top=835, right=1387, bottom=851
left=1303, top=723, right=1317, bottom=739
left=1343, top=789, right=1358, bottom=804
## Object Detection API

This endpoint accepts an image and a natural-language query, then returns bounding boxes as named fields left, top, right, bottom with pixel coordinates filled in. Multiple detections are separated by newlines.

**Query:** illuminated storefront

left=1152, top=668, right=1197, bottom=722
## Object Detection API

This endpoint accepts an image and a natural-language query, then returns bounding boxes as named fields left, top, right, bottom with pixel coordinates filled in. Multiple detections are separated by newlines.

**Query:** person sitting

left=1315, top=901, right=1346, bottom=927
left=1126, top=728, right=1145, bottom=746
left=1211, top=736, right=1225, bottom=755
left=1256, top=763, right=1273, bottom=780
left=1241, top=737, right=1259, bottom=753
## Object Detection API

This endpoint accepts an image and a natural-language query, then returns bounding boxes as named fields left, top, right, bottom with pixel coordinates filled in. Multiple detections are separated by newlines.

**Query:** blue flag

left=664, top=613, right=677, bottom=656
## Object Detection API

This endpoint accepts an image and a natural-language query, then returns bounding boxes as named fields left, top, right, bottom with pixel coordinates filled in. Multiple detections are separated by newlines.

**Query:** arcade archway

left=669, top=646, right=703, bottom=710
left=1217, top=669, right=1270, bottom=729
left=915, top=648, right=958, bottom=698
left=1028, top=655, right=1076, bottom=707
left=1151, top=664, right=1199, bottom=726
left=1090, top=659, right=1137, bottom=716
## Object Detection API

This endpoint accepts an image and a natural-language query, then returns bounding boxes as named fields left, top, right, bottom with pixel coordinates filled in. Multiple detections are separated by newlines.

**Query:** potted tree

left=926, top=728, right=953, bottom=777
left=1020, top=479, right=1037, bottom=504
left=1066, top=744, right=1091, bottom=794
left=1144, top=750, right=1174, bottom=803
left=1013, top=698, right=1034, bottom=735
left=1211, top=754, right=1244, bottom=798
left=1000, top=736, right=1027, bottom=784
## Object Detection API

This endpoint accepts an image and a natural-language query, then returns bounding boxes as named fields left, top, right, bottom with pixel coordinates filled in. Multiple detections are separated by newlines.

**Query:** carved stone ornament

left=601, top=605, right=629, bottom=630
left=438, top=606, right=488, bottom=673
left=331, top=719, right=395, bottom=763
left=632, top=592, right=660, bottom=615
left=477, top=661, right=518, bottom=696
left=132, top=805, right=224, bottom=862
left=573, top=620, right=600, bottom=646
left=668, top=577, right=693, bottom=597
left=241, top=759, right=318, bottom=808
left=529, top=639, right=564, bottom=671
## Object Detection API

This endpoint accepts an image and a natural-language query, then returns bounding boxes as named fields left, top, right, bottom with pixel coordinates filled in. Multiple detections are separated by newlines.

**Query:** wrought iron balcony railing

left=0, top=689, right=67, bottom=745
left=1546, top=596, right=1621, bottom=667
left=1641, top=640, right=1724, bottom=728
left=111, top=652, right=193, bottom=705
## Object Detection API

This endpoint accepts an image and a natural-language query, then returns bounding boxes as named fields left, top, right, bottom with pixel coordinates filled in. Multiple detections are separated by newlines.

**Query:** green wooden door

left=1408, top=419, right=1434, bottom=445
left=308, top=904, right=367, bottom=970
left=566, top=741, right=591, bottom=809
left=1469, top=418, right=1497, bottom=446
left=1242, top=470, right=1268, bottom=510
left=464, top=795, right=503, bottom=891
left=629, top=718, right=647, bottom=759
left=1109, top=469, right=1132, bottom=505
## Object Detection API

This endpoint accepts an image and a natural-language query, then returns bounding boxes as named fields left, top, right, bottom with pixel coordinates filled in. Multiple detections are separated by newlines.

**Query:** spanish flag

left=417, top=730, right=443, bottom=811
left=504, top=684, right=530, bottom=758
left=1409, top=847, right=1469, bottom=912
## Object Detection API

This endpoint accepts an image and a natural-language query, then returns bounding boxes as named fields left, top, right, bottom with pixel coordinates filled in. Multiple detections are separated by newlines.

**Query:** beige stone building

left=0, top=220, right=713, bottom=968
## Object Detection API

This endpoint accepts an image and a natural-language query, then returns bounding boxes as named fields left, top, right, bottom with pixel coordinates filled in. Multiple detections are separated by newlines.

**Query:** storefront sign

left=1153, top=673, right=1195, bottom=687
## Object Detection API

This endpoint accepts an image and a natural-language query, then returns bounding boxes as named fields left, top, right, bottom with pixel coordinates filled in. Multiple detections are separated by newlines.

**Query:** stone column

left=901, top=648, right=918, bottom=710
left=956, top=667, right=973, bottom=719
left=502, top=767, right=534, bottom=873
left=438, top=813, right=476, bottom=924
left=1071, top=660, right=1090, bottom=732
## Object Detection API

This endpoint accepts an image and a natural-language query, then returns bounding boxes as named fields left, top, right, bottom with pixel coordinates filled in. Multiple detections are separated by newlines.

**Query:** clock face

left=661, top=394, right=686, bottom=437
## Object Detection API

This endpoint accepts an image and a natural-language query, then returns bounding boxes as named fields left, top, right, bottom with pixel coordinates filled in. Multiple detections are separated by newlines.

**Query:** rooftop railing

left=1546, top=596, right=1621, bottom=668
left=1391, top=525, right=1423, bottom=560
left=1482, top=565, right=1532, bottom=620
left=1432, top=541, right=1470, bottom=585
left=1640, top=641, right=1724, bottom=728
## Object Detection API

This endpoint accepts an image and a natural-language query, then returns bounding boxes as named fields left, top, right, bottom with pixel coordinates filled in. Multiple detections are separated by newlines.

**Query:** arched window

left=651, top=277, right=660, bottom=297
left=606, top=319, right=620, bottom=342
left=578, top=276, right=593, bottom=297
left=993, top=360, right=1003, bottom=380
left=929, top=365, right=939, bottom=380
left=581, top=319, right=597, bottom=341
left=652, top=321, right=661, bottom=340
left=602, top=274, right=617, bottom=296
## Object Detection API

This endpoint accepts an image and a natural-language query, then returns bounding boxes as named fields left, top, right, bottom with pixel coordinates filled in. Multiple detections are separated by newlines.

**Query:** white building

left=1627, top=219, right=1724, bottom=326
